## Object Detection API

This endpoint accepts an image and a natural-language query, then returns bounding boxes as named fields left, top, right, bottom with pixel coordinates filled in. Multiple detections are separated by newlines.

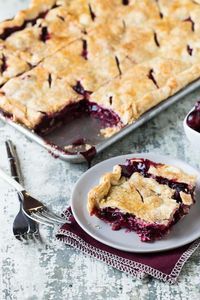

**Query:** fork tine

left=44, top=209, right=67, bottom=222
left=15, top=234, right=23, bottom=242
left=26, top=232, right=35, bottom=242
left=29, top=226, right=41, bottom=241
left=31, top=227, right=39, bottom=235
left=37, top=211, right=65, bottom=225
left=24, top=234, right=37, bottom=244
left=23, top=234, right=30, bottom=243
left=41, top=209, right=67, bottom=224
left=15, top=234, right=29, bottom=243
left=35, top=232, right=44, bottom=244
left=29, top=212, right=55, bottom=227
left=33, top=233, right=43, bottom=244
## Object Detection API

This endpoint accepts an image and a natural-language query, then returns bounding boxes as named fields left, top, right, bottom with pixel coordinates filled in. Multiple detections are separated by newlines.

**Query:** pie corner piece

left=87, top=158, right=197, bottom=242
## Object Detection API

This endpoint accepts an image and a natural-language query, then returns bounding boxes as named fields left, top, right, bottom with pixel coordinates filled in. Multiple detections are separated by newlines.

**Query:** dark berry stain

left=148, top=69, right=159, bottom=88
left=187, top=45, right=193, bottom=56
left=122, top=0, right=129, bottom=5
left=154, top=32, right=160, bottom=47
left=0, top=2, right=60, bottom=41
left=57, top=15, right=65, bottom=21
left=31, top=11, right=48, bottom=25
left=40, top=27, right=51, bottom=42
left=52, top=4, right=61, bottom=9
left=88, top=4, right=96, bottom=21
left=115, top=56, right=122, bottom=76
left=155, top=0, right=163, bottom=18
left=48, top=73, right=52, bottom=88
left=184, top=17, right=195, bottom=32
left=82, top=29, right=88, bottom=35
left=0, top=54, right=7, bottom=73
left=81, top=39, right=88, bottom=60
left=0, top=10, right=48, bottom=40
left=72, top=81, right=85, bottom=95
left=72, top=81, right=92, bottom=98
left=81, top=146, right=97, bottom=169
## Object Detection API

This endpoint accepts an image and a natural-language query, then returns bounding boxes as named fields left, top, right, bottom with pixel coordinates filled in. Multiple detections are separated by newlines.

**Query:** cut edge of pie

left=87, top=158, right=197, bottom=242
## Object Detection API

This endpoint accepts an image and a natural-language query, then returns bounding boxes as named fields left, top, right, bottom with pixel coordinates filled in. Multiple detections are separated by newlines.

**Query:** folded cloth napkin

left=56, top=208, right=200, bottom=284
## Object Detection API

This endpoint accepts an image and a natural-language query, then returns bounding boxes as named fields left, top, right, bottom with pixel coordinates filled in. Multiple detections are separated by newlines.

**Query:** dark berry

left=187, top=110, right=200, bottom=132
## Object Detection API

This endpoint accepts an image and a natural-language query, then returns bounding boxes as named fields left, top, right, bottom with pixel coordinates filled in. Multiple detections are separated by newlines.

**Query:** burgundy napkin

left=56, top=208, right=200, bottom=284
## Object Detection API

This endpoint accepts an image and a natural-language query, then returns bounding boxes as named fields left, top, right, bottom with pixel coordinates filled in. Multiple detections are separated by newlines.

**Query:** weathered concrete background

left=0, top=1, right=200, bottom=299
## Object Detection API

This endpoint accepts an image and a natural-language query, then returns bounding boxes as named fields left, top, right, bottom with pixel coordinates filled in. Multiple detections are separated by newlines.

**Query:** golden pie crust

left=87, top=159, right=196, bottom=225
left=0, top=1, right=200, bottom=135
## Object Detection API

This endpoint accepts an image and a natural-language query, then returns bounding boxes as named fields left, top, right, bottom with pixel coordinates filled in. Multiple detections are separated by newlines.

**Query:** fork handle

left=0, top=167, right=24, bottom=193
left=5, top=140, right=22, bottom=183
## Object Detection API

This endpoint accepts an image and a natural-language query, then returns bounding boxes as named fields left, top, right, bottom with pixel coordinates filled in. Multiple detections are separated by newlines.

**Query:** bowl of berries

left=184, top=101, right=200, bottom=148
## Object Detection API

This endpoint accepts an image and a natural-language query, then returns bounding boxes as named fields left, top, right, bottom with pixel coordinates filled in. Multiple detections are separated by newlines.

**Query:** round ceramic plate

left=71, top=153, right=200, bottom=253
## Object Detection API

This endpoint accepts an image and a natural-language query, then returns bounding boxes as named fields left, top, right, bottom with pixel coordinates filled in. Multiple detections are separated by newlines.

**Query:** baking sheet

left=1, top=78, right=200, bottom=163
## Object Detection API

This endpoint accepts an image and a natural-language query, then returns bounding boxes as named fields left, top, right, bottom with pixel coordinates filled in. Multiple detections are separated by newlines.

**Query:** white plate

left=71, top=153, right=200, bottom=253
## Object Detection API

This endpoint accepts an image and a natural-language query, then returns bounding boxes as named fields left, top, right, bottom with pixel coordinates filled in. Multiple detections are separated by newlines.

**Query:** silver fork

left=5, top=140, right=41, bottom=242
left=0, top=166, right=69, bottom=227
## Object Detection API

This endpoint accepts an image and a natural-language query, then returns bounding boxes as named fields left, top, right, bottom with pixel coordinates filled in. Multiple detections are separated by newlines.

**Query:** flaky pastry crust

left=0, top=1, right=200, bottom=136
left=87, top=160, right=196, bottom=225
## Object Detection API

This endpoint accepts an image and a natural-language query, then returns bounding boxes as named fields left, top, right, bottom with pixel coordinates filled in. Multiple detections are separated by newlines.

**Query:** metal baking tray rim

left=0, top=78, right=200, bottom=163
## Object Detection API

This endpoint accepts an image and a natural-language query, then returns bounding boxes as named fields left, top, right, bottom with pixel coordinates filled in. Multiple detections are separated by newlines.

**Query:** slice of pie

left=87, top=158, right=197, bottom=242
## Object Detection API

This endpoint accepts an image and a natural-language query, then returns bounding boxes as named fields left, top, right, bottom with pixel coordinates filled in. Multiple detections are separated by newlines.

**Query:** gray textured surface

left=0, top=1, right=200, bottom=299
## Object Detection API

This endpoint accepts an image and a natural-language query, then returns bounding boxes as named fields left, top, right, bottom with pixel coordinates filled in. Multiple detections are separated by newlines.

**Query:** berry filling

left=0, top=54, right=7, bottom=73
left=120, top=158, right=161, bottom=177
left=0, top=4, right=60, bottom=40
left=34, top=99, right=122, bottom=135
left=120, top=158, right=195, bottom=201
left=72, top=81, right=92, bottom=98
left=0, top=11, right=48, bottom=40
left=40, top=27, right=51, bottom=43
left=0, top=98, right=121, bottom=162
left=92, top=204, right=189, bottom=242
left=187, top=101, right=200, bottom=133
